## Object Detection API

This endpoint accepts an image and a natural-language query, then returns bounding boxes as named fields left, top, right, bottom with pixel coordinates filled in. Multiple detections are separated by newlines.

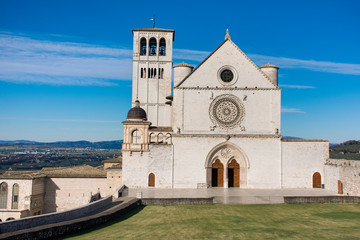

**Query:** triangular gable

left=174, top=39, right=278, bottom=89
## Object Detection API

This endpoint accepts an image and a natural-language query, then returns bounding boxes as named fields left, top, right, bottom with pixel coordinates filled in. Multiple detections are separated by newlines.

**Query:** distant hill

left=330, top=140, right=360, bottom=160
left=281, top=136, right=303, bottom=140
left=0, top=140, right=123, bottom=149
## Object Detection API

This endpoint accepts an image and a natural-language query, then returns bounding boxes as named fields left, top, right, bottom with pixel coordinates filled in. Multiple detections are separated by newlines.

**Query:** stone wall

left=43, top=177, right=107, bottom=213
left=0, top=195, right=112, bottom=234
left=326, top=159, right=360, bottom=196
left=0, top=198, right=140, bottom=240
left=285, top=196, right=360, bottom=204
left=140, top=198, right=213, bottom=205
left=281, top=140, right=329, bottom=188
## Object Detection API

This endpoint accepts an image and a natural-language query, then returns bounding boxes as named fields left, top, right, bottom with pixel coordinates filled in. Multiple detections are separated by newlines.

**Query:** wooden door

left=338, top=180, right=343, bottom=194
left=228, top=159, right=240, bottom=187
left=212, top=159, right=223, bottom=187
left=148, top=173, right=155, bottom=187
left=313, top=172, right=321, bottom=188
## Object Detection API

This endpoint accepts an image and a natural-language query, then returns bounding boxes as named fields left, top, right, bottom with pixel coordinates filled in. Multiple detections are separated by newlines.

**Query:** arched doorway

left=205, top=142, right=249, bottom=188
left=148, top=173, right=155, bottom=187
left=228, top=159, right=240, bottom=187
left=313, top=172, right=321, bottom=188
left=212, top=159, right=223, bottom=187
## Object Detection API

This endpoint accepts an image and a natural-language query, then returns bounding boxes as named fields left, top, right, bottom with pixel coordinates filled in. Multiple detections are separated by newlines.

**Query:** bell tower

left=131, top=28, right=175, bottom=127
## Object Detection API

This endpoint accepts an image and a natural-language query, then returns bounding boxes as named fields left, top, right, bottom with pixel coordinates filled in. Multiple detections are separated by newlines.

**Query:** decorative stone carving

left=220, top=147, right=233, bottom=159
left=209, top=94, right=245, bottom=129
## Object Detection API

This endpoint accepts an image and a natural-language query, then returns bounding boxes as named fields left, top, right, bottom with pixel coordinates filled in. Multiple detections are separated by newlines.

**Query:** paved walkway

left=127, top=188, right=338, bottom=204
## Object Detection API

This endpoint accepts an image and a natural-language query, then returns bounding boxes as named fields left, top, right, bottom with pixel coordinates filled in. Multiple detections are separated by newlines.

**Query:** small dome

left=260, top=61, right=279, bottom=69
left=127, top=100, right=147, bottom=121
left=174, top=61, right=194, bottom=69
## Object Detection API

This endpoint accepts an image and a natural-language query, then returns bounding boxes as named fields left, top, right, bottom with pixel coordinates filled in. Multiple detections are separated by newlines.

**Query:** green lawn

left=63, top=204, right=360, bottom=240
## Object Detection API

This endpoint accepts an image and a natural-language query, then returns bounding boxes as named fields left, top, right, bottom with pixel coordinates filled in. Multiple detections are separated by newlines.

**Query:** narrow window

left=149, top=133, right=156, bottom=143
left=154, top=68, right=157, bottom=78
left=140, top=68, right=143, bottom=78
left=149, top=38, right=157, bottom=56
left=151, top=68, right=154, bottom=78
left=143, top=68, right=146, bottom=78
left=140, top=38, right=147, bottom=56
left=148, top=173, right=155, bottom=187
left=0, top=182, right=8, bottom=209
left=165, top=133, right=172, bottom=144
left=159, top=38, right=166, bottom=56
left=148, top=68, right=151, bottom=78
left=132, top=130, right=141, bottom=144
left=11, top=184, right=19, bottom=209
left=158, top=133, right=164, bottom=143
left=160, top=68, right=164, bottom=79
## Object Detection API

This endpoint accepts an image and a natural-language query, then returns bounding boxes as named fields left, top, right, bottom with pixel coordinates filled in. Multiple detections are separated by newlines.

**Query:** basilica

left=121, top=28, right=331, bottom=190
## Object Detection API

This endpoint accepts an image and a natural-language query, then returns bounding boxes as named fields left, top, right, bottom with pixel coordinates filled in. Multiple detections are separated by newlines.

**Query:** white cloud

left=172, top=49, right=360, bottom=75
left=282, top=107, right=306, bottom=114
left=279, top=84, right=316, bottom=89
left=173, top=49, right=210, bottom=62
left=0, top=116, right=122, bottom=123
left=249, top=54, right=360, bottom=75
left=1, top=32, right=359, bottom=86
left=0, top=32, right=132, bottom=85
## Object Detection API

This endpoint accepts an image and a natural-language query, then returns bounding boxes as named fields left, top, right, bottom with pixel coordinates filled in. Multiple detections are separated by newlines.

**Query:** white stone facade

left=122, top=27, right=359, bottom=195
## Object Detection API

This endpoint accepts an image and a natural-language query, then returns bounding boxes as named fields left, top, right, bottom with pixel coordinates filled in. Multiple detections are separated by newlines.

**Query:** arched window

left=0, top=219, right=2, bottom=222
left=131, top=130, right=141, bottom=144
left=158, top=133, right=163, bottom=143
left=313, top=172, right=321, bottom=188
left=149, top=133, right=156, bottom=143
left=6, top=217, right=15, bottom=221
left=148, top=173, right=155, bottom=187
left=0, top=182, right=8, bottom=209
left=12, top=184, right=19, bottom=209
left=165, top=133, right=172, bottom=144
left=149, top=38, right=157, bottom=56
left=140, top=38, right=147, bottom=56
left=159, top=38, right=166, bottom=56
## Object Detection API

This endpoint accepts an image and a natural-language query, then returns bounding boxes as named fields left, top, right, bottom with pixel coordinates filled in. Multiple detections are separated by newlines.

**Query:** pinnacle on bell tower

left=131, top=27, right=175, bottom=127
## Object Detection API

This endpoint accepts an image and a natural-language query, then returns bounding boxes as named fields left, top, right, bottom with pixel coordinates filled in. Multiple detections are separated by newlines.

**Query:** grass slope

left=63, top=204, right=360, bottom=240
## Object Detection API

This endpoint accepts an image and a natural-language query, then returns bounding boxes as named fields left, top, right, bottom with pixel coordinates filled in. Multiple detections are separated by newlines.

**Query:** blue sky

left=0, top=0, right=359, bottom=143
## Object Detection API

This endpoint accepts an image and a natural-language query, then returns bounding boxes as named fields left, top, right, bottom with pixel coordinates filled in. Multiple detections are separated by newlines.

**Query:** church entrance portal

left=211, top=159, right=223, bottom=187
left=228, top=159, right=240, bottom=187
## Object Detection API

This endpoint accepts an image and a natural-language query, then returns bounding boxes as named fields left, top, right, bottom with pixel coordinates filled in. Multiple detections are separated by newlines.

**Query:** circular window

left=220, top=70, right=234, bottom=82
left=217, top=66, right=238, bottom=86
left=209, top=94, right=245, bottom=129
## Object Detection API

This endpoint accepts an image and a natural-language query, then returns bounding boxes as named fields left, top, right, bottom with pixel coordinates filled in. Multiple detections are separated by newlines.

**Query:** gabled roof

left=174, top=39, right=279, bottom=89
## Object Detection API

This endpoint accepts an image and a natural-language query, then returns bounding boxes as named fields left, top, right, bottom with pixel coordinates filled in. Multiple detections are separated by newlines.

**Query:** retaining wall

left=0, top=195, right=112, bottom=234
left=140, top=198, right=213, bottom=205
left=284, top=196, right=360, bottom=204
left=0, top=198, right=140, bottom=240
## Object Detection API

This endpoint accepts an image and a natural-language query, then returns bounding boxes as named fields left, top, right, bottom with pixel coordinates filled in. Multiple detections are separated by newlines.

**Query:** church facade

left=122, top=27, right=331, bottom=190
